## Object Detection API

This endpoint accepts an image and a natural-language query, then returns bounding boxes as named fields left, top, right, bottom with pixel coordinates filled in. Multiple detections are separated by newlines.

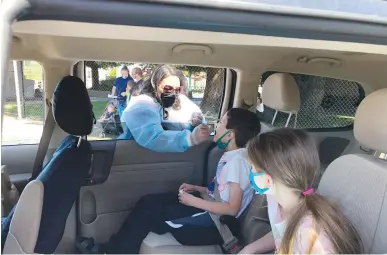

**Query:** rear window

left=257, top=71, right=365, bottom=130
left=84, top=62, right=226, bottom=140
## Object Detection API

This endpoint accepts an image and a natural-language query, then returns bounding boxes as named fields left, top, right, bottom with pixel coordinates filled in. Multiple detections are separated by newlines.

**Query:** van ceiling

left=10, top=20, right=387, bottom=91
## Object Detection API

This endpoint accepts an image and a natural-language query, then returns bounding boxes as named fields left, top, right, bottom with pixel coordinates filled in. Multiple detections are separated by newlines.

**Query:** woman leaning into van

left=241, top=129, right=363, bottom=254
left=119, top=64, right=210, bottom=152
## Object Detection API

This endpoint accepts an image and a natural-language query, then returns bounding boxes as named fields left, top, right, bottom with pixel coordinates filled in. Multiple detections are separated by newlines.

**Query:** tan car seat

left=140, top=194, right=271, bottom=254
left=262, top=73, right=300, bottom=128
left=318, top=88, right=387, bottom=253
left=3, top=76, right=94, bottom=254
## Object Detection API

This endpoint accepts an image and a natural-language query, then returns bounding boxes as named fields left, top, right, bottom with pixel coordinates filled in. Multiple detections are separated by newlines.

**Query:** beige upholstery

left=318, top=88, right=387, bottom=253
left=140, top=195, right=271, bottom=254
left=262, top=73, right=300, bottom=114
left=3, top=180, right=44, bottom=254
left=140, top=232, right=223, bottom=254
left=354, top=88, right=387, bottom=153
left=318, top=155, right=387, bottom=253
left=1, top=165, right=20, bottom=217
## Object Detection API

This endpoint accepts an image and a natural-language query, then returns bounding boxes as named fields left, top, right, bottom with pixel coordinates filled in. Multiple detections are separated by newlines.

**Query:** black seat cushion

left=52, top=76, right=94, bottom=136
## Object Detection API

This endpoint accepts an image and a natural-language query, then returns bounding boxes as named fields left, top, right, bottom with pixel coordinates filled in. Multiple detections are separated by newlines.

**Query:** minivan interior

left=1, top=0, right=387, bottom=254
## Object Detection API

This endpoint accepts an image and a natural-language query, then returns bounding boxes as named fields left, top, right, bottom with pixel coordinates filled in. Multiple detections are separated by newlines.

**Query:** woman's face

left=157, top=76, right=181, bottom=97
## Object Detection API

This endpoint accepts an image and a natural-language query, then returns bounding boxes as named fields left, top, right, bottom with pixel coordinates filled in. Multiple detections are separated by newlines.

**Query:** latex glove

left=190, top=124, right=210, bottom=145
left=190, top=112, right=204, bottom=127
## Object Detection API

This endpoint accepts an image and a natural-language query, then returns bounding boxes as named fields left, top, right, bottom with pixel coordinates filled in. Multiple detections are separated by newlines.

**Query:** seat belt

left=30, top=104, right=56, bottom=180
left=201, top=183, right=242, bottom=254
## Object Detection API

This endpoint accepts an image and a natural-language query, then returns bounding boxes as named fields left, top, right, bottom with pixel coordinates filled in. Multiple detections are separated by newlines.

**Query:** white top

left=164, top=94, right=203, bottom=128
left=215, top=148, right=254, bottom=218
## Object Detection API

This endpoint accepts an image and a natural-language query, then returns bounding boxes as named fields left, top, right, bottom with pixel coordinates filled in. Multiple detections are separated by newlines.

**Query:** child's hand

left=179, top=183, right=196, bottom=193
left=121, top=92, right=127, bottom=97
left=178, top=191, right=198, bottom=207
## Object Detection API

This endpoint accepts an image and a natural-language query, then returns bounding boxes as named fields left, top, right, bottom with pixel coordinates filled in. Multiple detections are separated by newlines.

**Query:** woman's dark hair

left=247, top=129, right=363, bottom=254
left=141, top=64, right=180, bottom=104
left=226, top=108, right=261, bottom=148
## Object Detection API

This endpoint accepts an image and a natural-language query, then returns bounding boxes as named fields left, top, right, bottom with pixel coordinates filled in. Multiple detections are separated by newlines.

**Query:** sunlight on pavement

left=1, top=116, right=43, bottom=146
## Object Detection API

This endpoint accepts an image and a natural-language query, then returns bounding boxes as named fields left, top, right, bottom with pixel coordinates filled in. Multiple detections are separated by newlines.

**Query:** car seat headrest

left=262, top=73, right=300, bottom=114
left=354, top=88, right=387, bottom=153
left=52, top=76, right=94, bottom=136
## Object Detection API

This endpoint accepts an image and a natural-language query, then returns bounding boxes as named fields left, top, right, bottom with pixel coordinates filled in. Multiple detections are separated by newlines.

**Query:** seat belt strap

left=201, top=183, right=242, bottom=254
left=30, top=104, right=55, bottom=180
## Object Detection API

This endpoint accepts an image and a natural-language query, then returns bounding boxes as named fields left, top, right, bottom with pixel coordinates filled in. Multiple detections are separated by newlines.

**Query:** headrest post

left=77, top=137, right=82, bottom=148
left=271, top=110, right=278, bottom=125
left=285, top=113, right=292, bottom=128
left=294, top=114, right=298, bottom=128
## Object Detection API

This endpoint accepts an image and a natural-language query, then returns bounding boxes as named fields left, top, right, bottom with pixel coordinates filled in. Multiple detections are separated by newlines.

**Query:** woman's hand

left=191, top=124, right=210, bottom=145
left=190, top=112, right=204, bottom=127
left=179, top=183, right=197, bottom=193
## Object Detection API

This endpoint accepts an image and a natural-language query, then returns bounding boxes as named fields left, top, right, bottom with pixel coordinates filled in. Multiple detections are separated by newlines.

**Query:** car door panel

left=79, top=139, right=213, bottom=243
left=1, top=144, right=38, bottom=190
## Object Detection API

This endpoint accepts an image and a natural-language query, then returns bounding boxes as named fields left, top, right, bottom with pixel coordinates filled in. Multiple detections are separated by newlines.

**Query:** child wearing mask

left=242, top=129, right=362, bottom=254
left=106, top=108, right=261, bottom=254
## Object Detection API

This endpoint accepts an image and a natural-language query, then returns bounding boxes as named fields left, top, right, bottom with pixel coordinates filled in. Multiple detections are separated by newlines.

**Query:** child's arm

left=239, top=232, right=275, bottom=254
left=194, top=185, right=207, bottom=193
left=179, top=182, right=242, bottom=216
left=179, top=183, right=207, bottom=193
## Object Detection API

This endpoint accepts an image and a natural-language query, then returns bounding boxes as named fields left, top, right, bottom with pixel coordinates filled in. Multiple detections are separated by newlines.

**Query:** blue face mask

left=249, top=168, right=269, bottom=195
left=215, top=130, right=231, bottom=149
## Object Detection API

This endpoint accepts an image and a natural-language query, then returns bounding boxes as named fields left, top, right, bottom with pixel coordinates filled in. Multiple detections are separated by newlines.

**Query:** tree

left=85, top=61, right=130, bottom=90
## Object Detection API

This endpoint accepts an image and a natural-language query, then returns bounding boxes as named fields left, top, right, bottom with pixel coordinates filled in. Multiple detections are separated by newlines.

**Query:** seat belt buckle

left=222, top=236, right=241, bottom=254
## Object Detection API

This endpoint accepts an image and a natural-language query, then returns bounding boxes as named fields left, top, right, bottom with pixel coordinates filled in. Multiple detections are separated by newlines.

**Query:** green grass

left=91, top=101, right=109, bottom=118
left=4, top=100, right=109, bottom=120
left=4, top=103, right=44, bottom=119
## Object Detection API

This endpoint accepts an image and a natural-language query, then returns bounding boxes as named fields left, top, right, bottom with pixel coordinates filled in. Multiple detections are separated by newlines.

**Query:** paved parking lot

left=1, top=116, right=43, bottom=145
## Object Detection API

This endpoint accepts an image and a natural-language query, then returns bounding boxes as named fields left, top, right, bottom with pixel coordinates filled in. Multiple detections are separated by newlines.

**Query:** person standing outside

left=126, top=67, right=143, bottom=103
left=112, top=66, right=132, bottom=116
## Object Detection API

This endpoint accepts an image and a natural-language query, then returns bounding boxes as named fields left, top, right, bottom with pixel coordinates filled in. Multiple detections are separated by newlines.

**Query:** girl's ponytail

left=247, top=129, right=363, bottom=254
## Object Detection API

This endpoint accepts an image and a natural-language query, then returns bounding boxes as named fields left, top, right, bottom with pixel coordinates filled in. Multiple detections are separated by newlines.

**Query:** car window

left=84, top=62, right=226, bottom=140
left=257, top=71, right=365, bottom=130
left=2, top=61, right=45, bottom=146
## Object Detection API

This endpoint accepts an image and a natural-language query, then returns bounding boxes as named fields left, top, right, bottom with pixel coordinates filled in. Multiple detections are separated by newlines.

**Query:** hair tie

left=302, top=188, right=315, bottom=196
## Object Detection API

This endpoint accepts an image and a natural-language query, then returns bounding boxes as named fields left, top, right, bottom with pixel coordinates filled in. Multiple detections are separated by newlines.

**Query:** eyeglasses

left=163, top=85, right=181, bottom=94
